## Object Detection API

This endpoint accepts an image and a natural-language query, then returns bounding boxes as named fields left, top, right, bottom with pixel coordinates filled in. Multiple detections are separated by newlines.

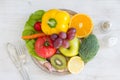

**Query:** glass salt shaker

left=100, top=21, right=111, bottom=33
left=100, top=21, right=118, bottom=47
left=103, top=35, right=118, bottom=47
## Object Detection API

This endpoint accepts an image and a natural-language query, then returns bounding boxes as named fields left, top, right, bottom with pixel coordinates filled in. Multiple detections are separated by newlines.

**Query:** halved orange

left=69, top=14, right=93, bottom=38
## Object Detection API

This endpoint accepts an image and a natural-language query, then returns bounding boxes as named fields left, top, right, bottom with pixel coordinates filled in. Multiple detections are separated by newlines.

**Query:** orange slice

left=69, top=14, right=93, bottom=38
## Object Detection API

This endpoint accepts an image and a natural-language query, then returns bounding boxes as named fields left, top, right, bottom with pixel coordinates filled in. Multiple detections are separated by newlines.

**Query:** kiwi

left=50, top=54, right=67, bottom=70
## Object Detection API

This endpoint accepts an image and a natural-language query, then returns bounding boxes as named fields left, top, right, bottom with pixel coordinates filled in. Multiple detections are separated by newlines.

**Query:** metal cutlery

left=6, top=42, right=30, bottom=80
left=15, top=41, right=27, bottom=64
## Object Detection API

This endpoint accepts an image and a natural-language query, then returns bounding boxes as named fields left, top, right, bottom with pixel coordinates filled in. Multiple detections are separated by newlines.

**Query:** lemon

left=68, top=56, right=84, bottom=74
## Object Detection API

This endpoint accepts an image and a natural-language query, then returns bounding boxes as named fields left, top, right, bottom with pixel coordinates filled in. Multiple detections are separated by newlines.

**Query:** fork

left=15, top=41, right=27, bottom=64
left=7, top=42, right=30, bottom=80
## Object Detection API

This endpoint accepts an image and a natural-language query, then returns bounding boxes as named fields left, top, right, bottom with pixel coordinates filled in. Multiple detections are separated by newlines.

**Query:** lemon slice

left=68, top=56, right=84, bottom=74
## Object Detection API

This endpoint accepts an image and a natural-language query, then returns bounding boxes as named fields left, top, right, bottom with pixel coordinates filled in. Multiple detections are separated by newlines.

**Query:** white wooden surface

left=0, top=0, right=120, bottom=80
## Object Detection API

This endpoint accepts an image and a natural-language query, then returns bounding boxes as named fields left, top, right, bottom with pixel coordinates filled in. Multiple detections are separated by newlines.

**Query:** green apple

left=59, top=37, right=80, bottom=57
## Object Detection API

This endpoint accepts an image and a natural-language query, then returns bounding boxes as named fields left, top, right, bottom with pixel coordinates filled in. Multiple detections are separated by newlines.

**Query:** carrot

left=22, top=33, right=46, bottom=40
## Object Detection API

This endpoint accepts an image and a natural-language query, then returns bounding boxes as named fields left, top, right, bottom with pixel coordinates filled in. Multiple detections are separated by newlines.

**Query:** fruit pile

left=22, top=9, right=100, bottom=74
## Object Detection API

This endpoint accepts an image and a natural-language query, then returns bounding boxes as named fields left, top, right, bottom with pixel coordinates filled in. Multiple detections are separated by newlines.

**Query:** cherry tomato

left=34, top=22, right=41, bottom=31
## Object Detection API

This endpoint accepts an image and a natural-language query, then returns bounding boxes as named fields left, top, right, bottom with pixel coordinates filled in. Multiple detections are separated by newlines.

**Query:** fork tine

left=15, top=40, right=25, bottom=55
left=16, top=43, right=22, bottom=56
left=18, top=43, right=23, bottom=55
left=14, top=40, right=27, bottom=64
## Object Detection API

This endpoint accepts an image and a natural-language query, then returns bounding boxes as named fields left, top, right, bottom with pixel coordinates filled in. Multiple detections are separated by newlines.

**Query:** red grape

left=50, top=34, right=58, bottom=41
left=53, top=38, right=62, bottom=49
left=67, top=32, right=75, bottom=40
left=67, top=28, right=76, bottom=34
left=62, top=39, right=70, bottom=48
left=59, top=32, right=67, bottom=39
left=67, top=28, right=76, bottom=40
left=34, top=22, right=41, bottom=31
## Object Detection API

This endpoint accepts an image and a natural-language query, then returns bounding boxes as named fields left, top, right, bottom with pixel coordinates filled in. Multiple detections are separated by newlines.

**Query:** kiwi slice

left=50, top=54, right=67, bottom=70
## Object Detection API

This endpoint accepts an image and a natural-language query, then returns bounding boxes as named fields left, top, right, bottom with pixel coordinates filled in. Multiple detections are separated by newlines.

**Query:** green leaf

left=22, top=10, right=46, bottom=61
left=27, top=19, right=37, bottom=27
left=34, top=10, right=45, bottom=16
left=24, top=23, right=34, bottom=30
left=26, top=39, right=46, bottom=61
left=29, top=51, right=46, bottom=61
left=22, top=30, right=35, bottom=36
left=26, top=39, right=36, bottom=49
left=29, top=10, right=45, bottom=21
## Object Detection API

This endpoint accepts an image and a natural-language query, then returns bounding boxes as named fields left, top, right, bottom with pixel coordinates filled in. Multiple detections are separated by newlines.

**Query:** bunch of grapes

left=50, top=28, right=76, bottom=49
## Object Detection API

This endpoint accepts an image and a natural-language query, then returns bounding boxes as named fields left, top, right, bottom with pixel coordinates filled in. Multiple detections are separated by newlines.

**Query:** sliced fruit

left=68, top=56, right=84, bottom=74
left=50, top=54, right=67, bottom=70
left=69, top=14, right=93, bottom=38
left=59, top=37, right=80, bottom=57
